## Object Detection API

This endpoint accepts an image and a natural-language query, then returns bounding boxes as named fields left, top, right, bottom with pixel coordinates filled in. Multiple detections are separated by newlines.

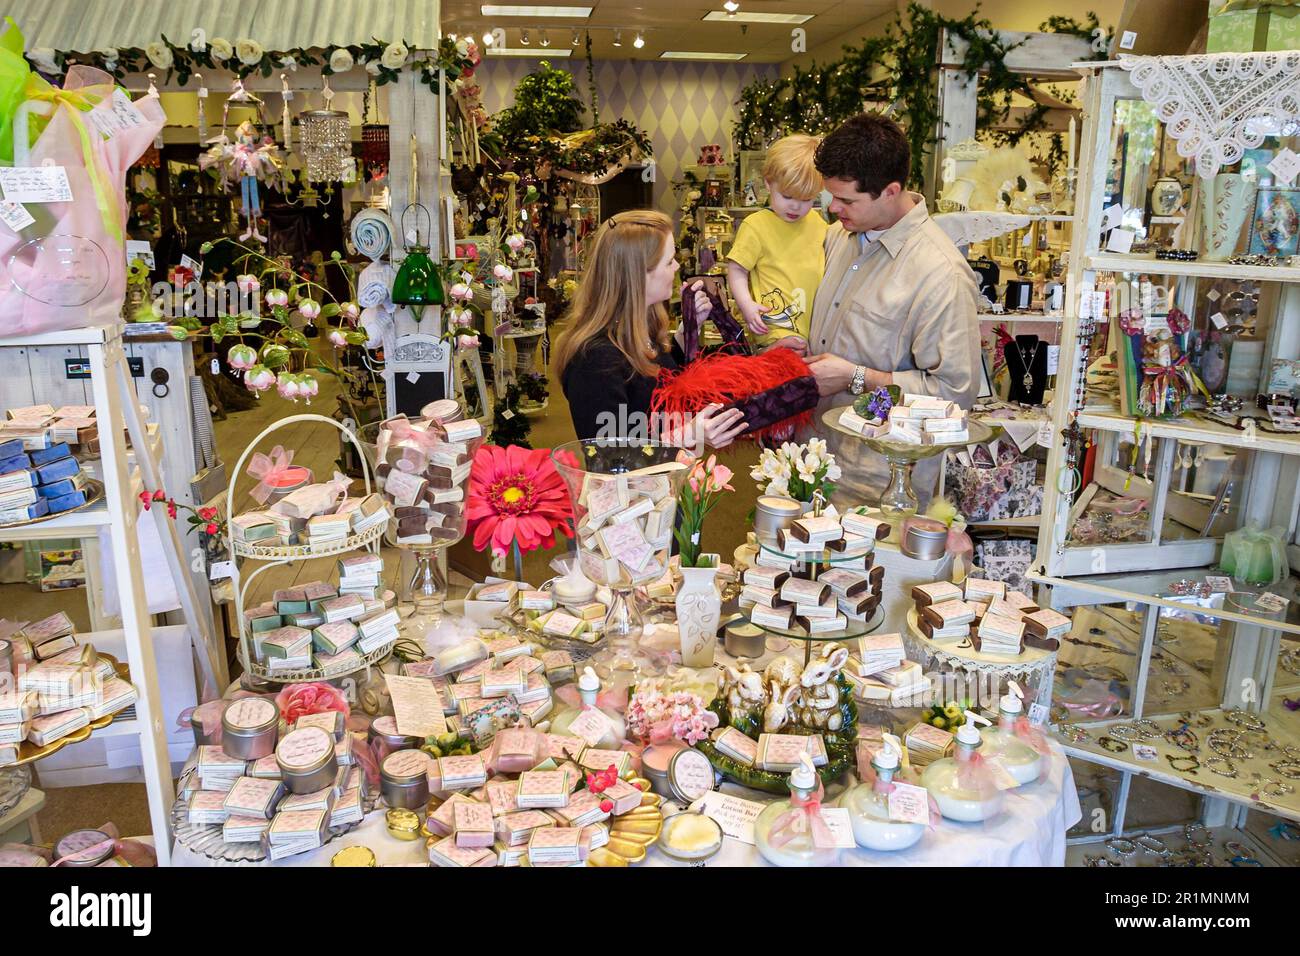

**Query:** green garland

left=733, top=2, right=1111, bottom=187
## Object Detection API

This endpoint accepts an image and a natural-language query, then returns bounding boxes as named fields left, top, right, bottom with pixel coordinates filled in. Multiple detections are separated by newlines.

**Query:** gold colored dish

left=0, top=479, right=105, bottom=529
left=588, top=778, right=664, bottom=867
left=12, top=654, right=131, bottom=767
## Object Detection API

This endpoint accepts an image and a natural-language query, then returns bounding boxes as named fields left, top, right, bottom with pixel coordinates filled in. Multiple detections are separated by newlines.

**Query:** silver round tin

left=902, top=519, right=949, bottom=560
left=753, top=495, right=803, bottom=542
left=368, top=715, right=419, bottom=751
left=275, top=727, right=339, bottom=794
left=380, top=749, right=431, bottom=808
left=55, top=829, right=114, bottom=867
left=723, top=618, right=766, bottom=658
left=220, top=697, right=280, bottom=759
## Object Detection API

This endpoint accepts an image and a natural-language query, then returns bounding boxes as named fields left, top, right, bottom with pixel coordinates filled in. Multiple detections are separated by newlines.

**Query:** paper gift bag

left=945, top=443, right=1042, bottom=521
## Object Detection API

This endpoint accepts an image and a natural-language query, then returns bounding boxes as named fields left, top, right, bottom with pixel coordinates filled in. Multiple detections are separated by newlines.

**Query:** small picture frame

left=1248, top=187, right=1299, bottom=258
left=703, top=178, right=727, bottom=208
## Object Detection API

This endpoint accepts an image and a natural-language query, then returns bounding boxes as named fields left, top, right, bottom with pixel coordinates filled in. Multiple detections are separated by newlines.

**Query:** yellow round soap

left=331, top=846, right=377, bottom=867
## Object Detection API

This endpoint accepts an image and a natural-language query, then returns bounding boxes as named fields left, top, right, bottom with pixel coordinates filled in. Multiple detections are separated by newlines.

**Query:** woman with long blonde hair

left=553, top=210, right=746, bottom=447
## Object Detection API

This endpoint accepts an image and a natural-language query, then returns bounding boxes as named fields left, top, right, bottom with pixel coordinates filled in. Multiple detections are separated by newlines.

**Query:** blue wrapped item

left=0, top=439, right=24, bottom=459
left=34, top=456, right=80, bottom=484
left=37, top=476, right=85, bottom=498
left=45, top=489, right=87, bottom=513
left=29, top=442, right=71, bottom=466
left=0, top=496, right=48, bottom=521
left=0, top=458, right=34, bottom=483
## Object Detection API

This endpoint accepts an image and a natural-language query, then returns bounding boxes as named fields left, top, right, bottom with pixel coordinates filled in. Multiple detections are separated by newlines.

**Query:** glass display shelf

left=1085, top=253, right=1300, bottom=284
left=1053, top=709, right=1300, bottom=825
left=1075, top=406, right=1300, bottom=457
left=755, top=539, right=879, bottom=567
left=748, top=605, right=885, bottom=645
left=1031, top=566, right=1300, bottom=636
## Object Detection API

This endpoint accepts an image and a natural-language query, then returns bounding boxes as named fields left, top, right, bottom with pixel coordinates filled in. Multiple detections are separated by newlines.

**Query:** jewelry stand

left=1005, top=333, right=1048, bottom=405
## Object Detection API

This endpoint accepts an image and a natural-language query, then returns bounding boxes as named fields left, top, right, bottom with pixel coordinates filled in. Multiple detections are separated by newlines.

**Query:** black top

left=560, top=337, right=682, bottom=442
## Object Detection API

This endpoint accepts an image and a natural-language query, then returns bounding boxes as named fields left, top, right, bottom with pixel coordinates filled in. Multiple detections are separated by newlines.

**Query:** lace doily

left=1119, top=52, right=1300, bottom=179
left=934, top=212, right=1033, bottom=247
left=905, top=610, right=1057, bottom=706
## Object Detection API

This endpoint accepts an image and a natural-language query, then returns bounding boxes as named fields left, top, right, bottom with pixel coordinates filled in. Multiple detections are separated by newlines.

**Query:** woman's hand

left=686, top=280, right=713, bottom=327
left=685, top=403, right=747, bottom=451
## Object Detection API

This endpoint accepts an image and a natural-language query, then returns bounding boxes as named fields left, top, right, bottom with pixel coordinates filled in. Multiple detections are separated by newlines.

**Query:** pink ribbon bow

left=553, top=683, right=629, bottom=714
left=380, top=417, right=442, bottom=461
left=1013, top=716, right=1053, bottom=783
left=246, top=444, right=296, bottom=505
left=954, top=750, right=1001, bottom=804
left=768, top=778, right=835, bottom=849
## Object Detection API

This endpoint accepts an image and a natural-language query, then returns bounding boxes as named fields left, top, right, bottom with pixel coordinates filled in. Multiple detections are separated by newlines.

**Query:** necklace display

left=1017, top=340, right=1045, bottom=391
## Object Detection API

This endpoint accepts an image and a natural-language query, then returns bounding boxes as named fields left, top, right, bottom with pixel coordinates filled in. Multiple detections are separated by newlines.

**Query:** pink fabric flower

left=275, top=682, right=350, bottom=726
left=456, top=334, right=480, bottom=351
left=327, top=328, right=347, bottom=348
left=625, top=685, right=718, bottom=746
left=276, top=372, right=301, bottom=400
left=339, top=301, right=360, bottom=321
left=265, top=289, right=288, bottom=308
left=236, top=273, right=260, bottom=294
left=244, top=365, right=275, bottom=391
left=228, top=344, right=258, bottom=369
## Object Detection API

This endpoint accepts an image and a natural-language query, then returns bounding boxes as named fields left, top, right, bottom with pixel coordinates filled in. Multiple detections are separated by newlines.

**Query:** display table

left=170, top=744, right=1079, bottom=867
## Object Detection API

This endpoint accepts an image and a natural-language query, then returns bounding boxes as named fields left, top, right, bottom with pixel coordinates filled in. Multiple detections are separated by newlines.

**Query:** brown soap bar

left=921, top=599, right=975, bottom=629
left=867, top=565, right=884, bottom=589
left=1022, top=634, right=1060, bottom=651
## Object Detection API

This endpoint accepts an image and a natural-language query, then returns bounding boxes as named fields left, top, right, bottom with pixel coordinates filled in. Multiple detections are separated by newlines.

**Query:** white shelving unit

left=0, top=324, right=219, bottom=866
left=1031, top=58, right=1300, bottom=842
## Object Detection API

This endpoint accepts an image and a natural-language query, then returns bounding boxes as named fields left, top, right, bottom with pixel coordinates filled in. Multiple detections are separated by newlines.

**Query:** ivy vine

left=733, top=2, right=1110, bottom=187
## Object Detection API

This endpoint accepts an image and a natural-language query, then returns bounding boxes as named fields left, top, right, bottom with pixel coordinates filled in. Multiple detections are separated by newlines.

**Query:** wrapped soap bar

left=34, top=456, right=80, bottom=485
left=712, top=727, right=759, bottom=766
left=922, top=599, right=976, bottom=629
left=550, top=789, right=610, bottom=828
left=29, top=443, right=72, bottom=467
left=515, top=769, right=571, bottom=808
left=0, top=438, right=25, bottom=459
left=44, top=489, right=88, bottom=514
left=0, top=466, right=36, bottom=493
left=433, top=638, right=488, bottom=676
left=428, top=835, right=497, bottom=868
left=311, top=621, right=358, bottom=655
left=841, top=511, right=889, bottom=540
left=0, top=498, right=48, bottom=522
left=963, top=577, right=1006, bottom=605
left=437, top=754, right=488, bottom=790
left=0, top=690, right=37, bottom=724
left=790, top=514, right=843, bottom=545
left=28, top=707, right=90, bottom=746
left=453, top=800, right=497, bottom=849
left=780, top=577, right=829, bottom=606
left=911, top=581, right=963, bottom=607
left=750, top=604, right=793, bottom=629
left=743, top=566, right=789, bottom=590
left=820, top=568, right=870, bottom=599
left=577, top=747, right=631, bottom=777
left=495, top=809, right=555, bottom=846
left=86, top=677, right=137, bottom=720
left=601, top=778, right=645, bottom=816
left=232, top=511, right=280, bottom=543
left=1023, top=608, right=1071, bottom=640
left=36, top=474, right=87, bottom=499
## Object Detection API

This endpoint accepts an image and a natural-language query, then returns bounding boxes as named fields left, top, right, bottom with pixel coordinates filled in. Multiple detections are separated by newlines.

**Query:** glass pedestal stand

left=399, top=533, right=458, bottom=639
left=821, top=409, right=997, bottom=521
left=590, top=584, right=667, bottom=687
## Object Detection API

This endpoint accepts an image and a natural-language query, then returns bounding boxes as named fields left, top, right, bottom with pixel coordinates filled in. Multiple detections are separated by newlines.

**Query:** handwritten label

left=275, top=727, right=332, bottom=769
left=1035, top=420, right=1053, bottom=447
left=224, top=697, right=276, bottom=729
left=1105, top=227, right=1135, bottom=254
left=691, top=791, right=765, bottom=845
left=0, top=200, right=34, bottom=232
left=1268, top=147, right=1300, bottom=187
left=1133, top=744, right=1159, bottom=763
left=887, top=781, right=932, bottom=825
left=384, top=673, right=447, bottom=738
left=1119, top=30, right=1136, bottom=50
left=1205, top=575, right=1234, bottom=594
left=0, top=166, right=72, bottom=203
left=1046, top=345, right=1060, bottom=375
left=405, top=371, right=420, bottom=384
left=1210, top=311, right=1228, bottom=330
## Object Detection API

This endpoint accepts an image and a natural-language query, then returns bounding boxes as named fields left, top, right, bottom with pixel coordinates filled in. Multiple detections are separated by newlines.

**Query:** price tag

left=210, top=358, right=220, bottom=375
left=0, top=165, right=72, bottom=203
left=198, top=87, right=209, bottom=98
left=1028, top=702, right=1050, bottom=726
left=405, top=371, right=420, bottom=384
left=1206, top=288, right=1221, bottom=302
left=180, top=254, right=204, bottom=280
left=1105, top=227, right=1135, bottom=254
left=1119, top=30, right=1137, bottom=49
left=1100, top=203, right=1124, bottom=231
left=208, top=560, right=235, bottom=582
left=1035, top=420, right=1053, bottom=447
left=1255, top=592, right=1289, bottom=613
left=887, top=781, right=931, bottom=825
left=1210, top=311, right=1228, bottom=330
left=0, top=200, right=34, bottom=232
left=501, top=409, right=515, bottom=420
left=813, top=807, right=858, bottom=849
left=1046, top=345, right=1060, bottom=375
left=405, top=229, right=418, bottom=245
left=126, top=240, right=155, bottom=268
left=282, top=89, right=294, bottom=101
left=1133, top=744, right=1159, bottom=762
left=1267, top=147, right=1300, bottom=187
left=1205, top=575, right=1233, bottom=593
left=460, top=270, right=473, bottom=284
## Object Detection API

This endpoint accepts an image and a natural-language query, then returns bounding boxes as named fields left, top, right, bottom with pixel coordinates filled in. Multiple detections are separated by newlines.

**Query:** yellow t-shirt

left=726, top=208, right=828, bottom=346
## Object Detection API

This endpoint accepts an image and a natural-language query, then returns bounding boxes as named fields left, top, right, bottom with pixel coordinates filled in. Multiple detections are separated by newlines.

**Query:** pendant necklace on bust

left=1018, top=341, right=1044, bottom=391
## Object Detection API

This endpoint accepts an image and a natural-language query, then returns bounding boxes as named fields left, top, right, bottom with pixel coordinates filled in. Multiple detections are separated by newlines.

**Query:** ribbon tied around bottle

left=768, top=778, right=835, bottom=849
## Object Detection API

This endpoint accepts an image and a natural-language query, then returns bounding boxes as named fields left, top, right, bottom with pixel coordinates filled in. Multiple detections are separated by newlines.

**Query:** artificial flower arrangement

left=138, top=487, right=227, bottom=541
left=675, top=452, right=734, bottom=568
left=926, top=698, right=971, bottom=733
left=275, top=681, right=349, bottom=726
left=750, top=437, right=842, bottom=503
left=182, top=237, right=379, bottom=423
left=625, top=679, right=720, bottom=746
left=853, top=385, right=900, bottom=425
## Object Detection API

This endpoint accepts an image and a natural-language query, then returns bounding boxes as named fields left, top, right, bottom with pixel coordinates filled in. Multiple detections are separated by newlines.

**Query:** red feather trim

left=652, top=349, right=814, bottom=442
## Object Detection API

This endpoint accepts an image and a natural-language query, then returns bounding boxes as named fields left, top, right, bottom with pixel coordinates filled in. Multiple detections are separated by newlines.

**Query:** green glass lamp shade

left=392, top=246, right=445, bottom=305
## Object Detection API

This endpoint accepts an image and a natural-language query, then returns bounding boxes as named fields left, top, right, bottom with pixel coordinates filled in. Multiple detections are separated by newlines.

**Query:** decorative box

left=945, top=445, right=1042, bottom=521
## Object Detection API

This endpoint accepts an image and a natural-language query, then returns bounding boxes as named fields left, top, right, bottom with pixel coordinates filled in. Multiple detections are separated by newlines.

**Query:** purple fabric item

left=680, top=280, right=750, bottom=365
left=723, top=373, right=821, bottom=437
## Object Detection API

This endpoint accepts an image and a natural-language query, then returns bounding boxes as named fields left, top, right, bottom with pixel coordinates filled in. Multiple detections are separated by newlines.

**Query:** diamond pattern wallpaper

left=475, top=58, right=777, bottom=213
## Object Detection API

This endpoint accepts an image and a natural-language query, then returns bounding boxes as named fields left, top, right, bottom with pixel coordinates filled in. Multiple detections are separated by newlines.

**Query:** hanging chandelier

left=298, top=77, right=352, bottom=183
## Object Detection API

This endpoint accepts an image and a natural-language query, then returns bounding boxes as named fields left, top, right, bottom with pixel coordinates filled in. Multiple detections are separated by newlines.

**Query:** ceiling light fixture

left=572, top=29, right=581, bottom=45
left=613, top=29, right=623, bottom=47
left=703, top=11, right=813, bottom=24
left=483, top=31, right=495, bottom=45
left=488, top=47, right=574, bottom=57
left=480, top=5, right=593, bottom=17
left=633, top=32, right=645, bottom=49
left=660, top=50, right=746, bottom=60
left=723, top=0, right=740, bottom=14
left=539, top=30, right=550, bottom=46
left=520, top=29, right=530, bottom=44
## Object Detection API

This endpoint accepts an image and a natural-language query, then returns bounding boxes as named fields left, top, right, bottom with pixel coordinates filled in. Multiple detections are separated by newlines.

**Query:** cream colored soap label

left=384, top=673, right=447, bottom=738
left=887, top=781, right=931, bottom=825
left=225, top=697, right=276, bottom=728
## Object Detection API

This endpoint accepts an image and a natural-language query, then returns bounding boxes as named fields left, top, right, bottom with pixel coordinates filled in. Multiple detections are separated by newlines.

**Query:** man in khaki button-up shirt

left=804, top=114, right=981, bottom=507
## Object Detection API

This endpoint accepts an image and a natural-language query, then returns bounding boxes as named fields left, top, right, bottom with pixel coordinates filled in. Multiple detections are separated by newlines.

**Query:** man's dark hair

left=814, top=113, right=910, bottom=198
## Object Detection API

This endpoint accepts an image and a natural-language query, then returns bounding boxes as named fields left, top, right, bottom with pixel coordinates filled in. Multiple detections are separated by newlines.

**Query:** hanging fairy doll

left=199, top=81, right=284, bottom=243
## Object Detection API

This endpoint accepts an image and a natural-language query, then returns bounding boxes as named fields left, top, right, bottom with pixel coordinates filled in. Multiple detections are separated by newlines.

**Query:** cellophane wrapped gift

left=376, top=414, right=484, bottom=547
left=945, top=443, right=1042, bottom=521
left=0, top=65, right=165, bottom=336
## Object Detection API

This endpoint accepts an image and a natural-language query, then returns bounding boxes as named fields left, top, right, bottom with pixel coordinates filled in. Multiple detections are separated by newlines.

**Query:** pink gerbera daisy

left=466, top=445, right=575, bottom=557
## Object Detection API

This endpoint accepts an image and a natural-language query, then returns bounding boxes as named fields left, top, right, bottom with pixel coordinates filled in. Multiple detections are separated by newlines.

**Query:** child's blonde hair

left=762, top=134, right=823, bottom=201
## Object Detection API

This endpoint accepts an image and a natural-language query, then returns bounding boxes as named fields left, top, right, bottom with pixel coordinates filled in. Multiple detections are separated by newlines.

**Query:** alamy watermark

left=150, top=279, right=260, bottom=322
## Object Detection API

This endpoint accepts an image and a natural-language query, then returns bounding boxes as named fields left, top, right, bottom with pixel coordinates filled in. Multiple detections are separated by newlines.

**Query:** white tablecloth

left=170, top=745, right=1080, bottom=868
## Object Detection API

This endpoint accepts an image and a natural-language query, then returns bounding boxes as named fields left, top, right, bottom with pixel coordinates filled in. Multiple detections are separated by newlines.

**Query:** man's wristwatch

left=849, top=365, right=868, bottom=395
